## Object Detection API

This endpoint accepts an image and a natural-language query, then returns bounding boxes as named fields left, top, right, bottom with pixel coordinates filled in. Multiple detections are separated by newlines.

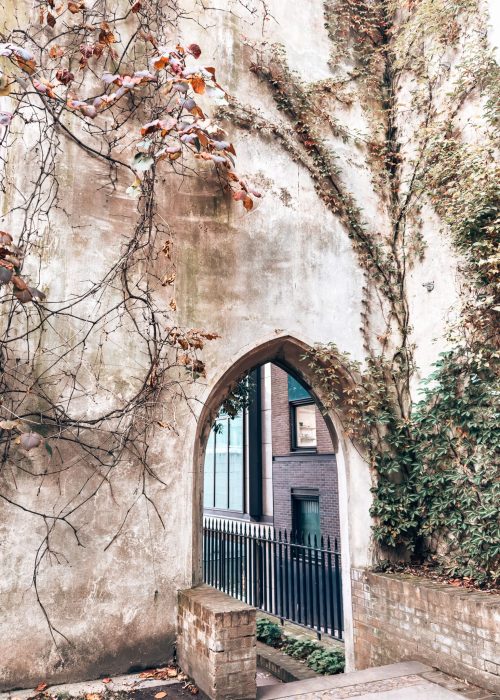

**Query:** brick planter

left=177, top=585, right=257, bottom=700
left=351, top=569, right=500, bottom=693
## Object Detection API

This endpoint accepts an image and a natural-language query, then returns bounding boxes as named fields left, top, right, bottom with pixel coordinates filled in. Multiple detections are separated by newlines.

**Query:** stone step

left=256, top=661, right=433, bottom=699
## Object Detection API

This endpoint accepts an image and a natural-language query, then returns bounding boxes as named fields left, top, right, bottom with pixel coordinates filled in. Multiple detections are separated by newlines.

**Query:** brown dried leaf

left=14, top=288, right=33, bottom=303
left=0, top=419, right=19, bottom=430
left=68, top=1, right=85, bottom=12
left=131, top=1, right=142, bottom=11
left=49, top=45, right=65, bottom=59
left=190, top=75, right=205, bottom=94
left=161, top=272, right=176, bottom=286
left=47, top=12, right=56, bottom=27
left=34, top=682, right=48, bottom=693
left=56, top=69, right=74, bottom=85
left=12, top=275, right=27, bottom=291
left=154, top=693, right=167, bottom=699
left=188, top=43, right=201, bottom=59
left=15, top=54, right=36, bottom=75
left=169, top=298, right=177, bottom=311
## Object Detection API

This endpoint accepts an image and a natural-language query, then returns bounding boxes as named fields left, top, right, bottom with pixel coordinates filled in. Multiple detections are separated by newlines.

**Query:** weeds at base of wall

left=256, top=618, right=345, bottom=675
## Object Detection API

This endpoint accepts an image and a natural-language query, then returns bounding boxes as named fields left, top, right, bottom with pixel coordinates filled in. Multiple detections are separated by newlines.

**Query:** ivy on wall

left=225, top=0, right=499, bottom=585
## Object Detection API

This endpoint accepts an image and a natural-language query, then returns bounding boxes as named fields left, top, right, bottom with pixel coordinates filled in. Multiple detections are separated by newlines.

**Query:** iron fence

left=203, top=518, right=343, bottom=640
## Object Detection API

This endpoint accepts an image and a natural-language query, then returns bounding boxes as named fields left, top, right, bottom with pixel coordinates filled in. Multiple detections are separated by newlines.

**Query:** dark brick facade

left=270, top=365, right=341, bottom=547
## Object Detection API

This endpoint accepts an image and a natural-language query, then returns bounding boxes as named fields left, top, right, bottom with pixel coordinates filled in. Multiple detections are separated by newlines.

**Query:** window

left=287, top=375, right=311, bottom=402
left=292, top=489, right=321, bottom=543
left=292, top=403, right=317, bottom=449
left=203, top=411, right=244, bottom=512
left=203, top=367, right=262, bottom=518
left=288, top=375, right=317, bottom=451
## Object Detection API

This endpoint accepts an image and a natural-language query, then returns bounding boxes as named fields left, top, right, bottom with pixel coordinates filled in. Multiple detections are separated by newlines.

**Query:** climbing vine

left=223, top=0, right=499, bottom=584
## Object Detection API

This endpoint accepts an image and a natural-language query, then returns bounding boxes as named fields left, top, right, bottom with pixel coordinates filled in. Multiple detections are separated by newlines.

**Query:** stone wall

left=0, top=0, right=485, bottom=687
left=177, top=585, right=256, bottom=700
left=351, top=570, right=500, bottom=693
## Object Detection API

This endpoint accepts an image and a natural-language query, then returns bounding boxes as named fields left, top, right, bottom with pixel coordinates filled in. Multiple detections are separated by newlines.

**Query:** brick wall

left=272, top=455, right=341, bottom=546
left=271, top=364, right=333, bottom=455
left=177, top=585, right=256, bottom=699
left=351, top=569, right=500, bottom=694
left=270, top=365, right=340, bottom=546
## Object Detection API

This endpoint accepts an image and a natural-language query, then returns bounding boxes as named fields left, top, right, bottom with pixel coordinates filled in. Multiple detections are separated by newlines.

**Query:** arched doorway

left=191, top=335, right=374, bottom=670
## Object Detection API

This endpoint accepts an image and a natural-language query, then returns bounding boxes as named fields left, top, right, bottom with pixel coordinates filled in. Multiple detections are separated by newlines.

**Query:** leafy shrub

left=282, top=637, right=320, bottom=660
left=306, top=648, right=345, bottom=675
left=256, top=618, right=283, bottom=647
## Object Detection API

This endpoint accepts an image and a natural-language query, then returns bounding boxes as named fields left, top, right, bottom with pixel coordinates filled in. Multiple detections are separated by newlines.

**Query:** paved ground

left=2, top=662, right=498, bottom=700
left=256, top=662, right=500, bottom=700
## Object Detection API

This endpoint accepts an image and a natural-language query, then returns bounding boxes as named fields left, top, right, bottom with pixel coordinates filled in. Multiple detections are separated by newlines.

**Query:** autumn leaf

left=68, top=1, right=85, bottom=12
left=154, top=693, right=167, bottom=699
left=0, top=419, right=19, bottom=430
left=190, top=75, right=205, bottom=94
left=47, top=12, right=56, bottom=27
left=56, top=69, right=74, bottom=85
left=232, top=190, right=247, bottom=202
left=161, top=272, right=176, bottom=286
left=131, top=1, right=142, bottom=11
left=243, top=196, right=253, bottom=211
left=188, top=43, right=201, bottom=59
left=15, top=50, right=36, bottom=74
left=169, top=298, right=177, bottom=311
left=102, top=678, right=112, bottom=684
left=35, top=682, right=48, bottom=693
left=161, top=240, right=172, bottom=258
left=99, top=23, right=116, bottom=45
left=153, top=55, right=168, bottom=71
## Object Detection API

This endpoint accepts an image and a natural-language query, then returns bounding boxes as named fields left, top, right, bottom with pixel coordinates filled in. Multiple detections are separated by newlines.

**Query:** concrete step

left=256, top=661, right=443, bottom=699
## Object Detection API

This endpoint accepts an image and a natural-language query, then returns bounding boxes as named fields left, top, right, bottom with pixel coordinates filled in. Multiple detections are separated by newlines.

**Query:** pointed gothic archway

left=190, top=334, right=375, bottom=670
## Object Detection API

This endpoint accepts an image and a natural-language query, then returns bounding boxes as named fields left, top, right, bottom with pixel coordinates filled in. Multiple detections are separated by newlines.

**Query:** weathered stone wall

left=177, top=585, right=256, bottom=700
left=0, top=0, right=495, bottom=690
left=351, top=570, right=500, bottom=693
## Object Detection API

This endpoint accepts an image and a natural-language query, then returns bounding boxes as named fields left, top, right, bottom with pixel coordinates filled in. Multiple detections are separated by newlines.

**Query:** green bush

left=306, top=648, right=345, bottom=675
left=256, top=618, right=283, bottom=647
left=282, top=637, right=320, bottom=660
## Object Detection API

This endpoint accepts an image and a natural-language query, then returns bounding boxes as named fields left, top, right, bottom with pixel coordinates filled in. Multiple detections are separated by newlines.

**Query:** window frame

left=289, top=398, right=318, bottom=453
left=291, top=488, right=321, bottom=545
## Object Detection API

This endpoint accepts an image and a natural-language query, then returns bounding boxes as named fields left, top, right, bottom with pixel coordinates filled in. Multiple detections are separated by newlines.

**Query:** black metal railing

left=203, top=518, right=343, bottom=640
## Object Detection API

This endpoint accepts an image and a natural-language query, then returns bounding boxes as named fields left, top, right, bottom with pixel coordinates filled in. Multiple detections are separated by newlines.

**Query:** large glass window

left=203, top=411, right=245, bottom=512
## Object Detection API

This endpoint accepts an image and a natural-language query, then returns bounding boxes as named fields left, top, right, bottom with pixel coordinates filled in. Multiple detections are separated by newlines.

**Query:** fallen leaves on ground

left=154, top=692, right=167, bottom=699
left=139, top=667, right=178, bottom=680
left=34, top=683, right=48, bottom=693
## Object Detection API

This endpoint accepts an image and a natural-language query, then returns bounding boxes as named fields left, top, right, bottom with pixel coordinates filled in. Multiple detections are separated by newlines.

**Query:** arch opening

left=191, top=335, right=373, bottom=669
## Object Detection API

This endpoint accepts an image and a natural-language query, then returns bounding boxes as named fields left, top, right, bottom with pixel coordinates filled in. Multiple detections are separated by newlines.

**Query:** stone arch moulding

left=190, top=333, right=375, bottom=671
